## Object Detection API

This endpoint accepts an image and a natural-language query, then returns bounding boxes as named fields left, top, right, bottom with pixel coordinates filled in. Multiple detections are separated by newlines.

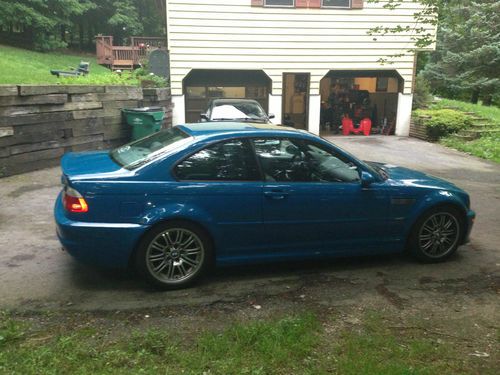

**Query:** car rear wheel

left=135, top=221, right=212, bottom=289
left=409, top=207, right=463, bottom=262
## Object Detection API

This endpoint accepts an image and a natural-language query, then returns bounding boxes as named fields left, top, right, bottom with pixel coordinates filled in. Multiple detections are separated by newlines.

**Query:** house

left=164, top=0, right=436, bottom=136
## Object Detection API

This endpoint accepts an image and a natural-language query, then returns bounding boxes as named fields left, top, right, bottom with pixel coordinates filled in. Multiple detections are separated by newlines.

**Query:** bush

left=413, top=109, right=471, bottom=138
left=33, top=34, right=68, bottom=52
left=57, top=68, right=168, bottom=87
left=58, top=71, right=140, bottom=86
left=412, top=75, right=433, bottom=109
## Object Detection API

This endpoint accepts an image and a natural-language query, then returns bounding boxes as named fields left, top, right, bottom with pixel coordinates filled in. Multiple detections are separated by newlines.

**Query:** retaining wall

left=0, top=85, right=172, bottom=177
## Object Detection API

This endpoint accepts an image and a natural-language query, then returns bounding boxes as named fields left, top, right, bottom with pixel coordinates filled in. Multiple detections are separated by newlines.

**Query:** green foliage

left=0, top=313, right=25, bottom=348
left=367, top=0, right=442, bottom=64
left=0, top=0, right=96, bottom=51
left=431, top=98, right=500, bottom=125
left=1, top=310, right=495, bottom=374
left=0, top=1, right=164, bottom=51
left=414, top=108, right=471, bottom=138
left=422, top=0, right=500, bottom=104
left=58, top=70, right=139, bottom=85
left=413, top=75, right=433, bottom=109
left=108, top=0, right=144, bottom=37
left=441, top=135, right=500, bottom=163
left=0, top=314, right=321, bottom=374
left=320, top=312, right=465, bottom=375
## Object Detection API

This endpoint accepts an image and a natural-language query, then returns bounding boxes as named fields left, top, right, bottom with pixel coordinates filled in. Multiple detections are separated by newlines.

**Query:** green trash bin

left=122, top=106, right=165, bottom=141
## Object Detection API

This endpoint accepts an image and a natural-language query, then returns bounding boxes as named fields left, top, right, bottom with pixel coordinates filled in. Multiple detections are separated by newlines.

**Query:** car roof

left=210, top=98, right=259, bottom=104
left=178, top=122, right=304, bottom=137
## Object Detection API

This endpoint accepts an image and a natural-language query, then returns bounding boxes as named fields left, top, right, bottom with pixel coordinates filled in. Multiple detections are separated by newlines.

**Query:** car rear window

left=110, top=127, right=191, bottom=170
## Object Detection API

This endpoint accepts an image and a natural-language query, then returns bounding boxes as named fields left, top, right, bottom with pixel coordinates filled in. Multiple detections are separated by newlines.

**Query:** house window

left=264, top=0, right=295, bottom=7
left=322, top=0, right=351, bottom=8
left=376, top=77, right=389, bottom=92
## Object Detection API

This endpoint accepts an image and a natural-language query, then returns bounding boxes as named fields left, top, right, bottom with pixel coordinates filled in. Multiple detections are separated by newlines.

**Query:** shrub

left=412, top=75, right=433, bottom=109
left=413, top=109, right=471, bottom=139
left=33, top=34, right=68, bottom=52
left=58, top=71, right=140, bottom=86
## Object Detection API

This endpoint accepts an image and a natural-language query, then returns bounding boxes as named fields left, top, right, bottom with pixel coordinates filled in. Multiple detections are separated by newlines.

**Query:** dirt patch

left=7, top=184, right=53, bottom=198
left=375, top=284, right=406, bottom=309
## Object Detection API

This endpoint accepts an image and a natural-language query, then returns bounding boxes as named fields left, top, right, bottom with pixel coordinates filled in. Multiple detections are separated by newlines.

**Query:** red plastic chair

left=360, top=118, right=372, bottom=136
left=342, top=118, right=353, bottom=135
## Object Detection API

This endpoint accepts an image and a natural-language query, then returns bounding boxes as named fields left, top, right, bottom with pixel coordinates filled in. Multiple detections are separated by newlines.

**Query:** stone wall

left=0, top=85, right=172, bottom=177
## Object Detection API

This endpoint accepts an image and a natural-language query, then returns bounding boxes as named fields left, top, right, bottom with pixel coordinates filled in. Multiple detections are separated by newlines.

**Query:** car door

left=172, top=138, right=263, bottom=261
left=252, top=137, right=390, bottom=258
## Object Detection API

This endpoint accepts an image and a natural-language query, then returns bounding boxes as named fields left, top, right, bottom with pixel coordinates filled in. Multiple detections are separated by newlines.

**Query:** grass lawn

left=1, top=310, right=497, bottom=374
left=0, top=45, right=112, bottom=84
left=432, top=98, right=500, bottom=125
left=441, top=134, right=500, bottom=163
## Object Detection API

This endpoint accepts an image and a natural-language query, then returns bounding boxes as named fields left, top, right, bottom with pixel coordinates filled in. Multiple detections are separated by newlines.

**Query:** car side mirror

left=268, top=113, right=275, bottom=119
left=361, top=170, right=376, bottom=187
left=200, top=113, right=209, bottom=121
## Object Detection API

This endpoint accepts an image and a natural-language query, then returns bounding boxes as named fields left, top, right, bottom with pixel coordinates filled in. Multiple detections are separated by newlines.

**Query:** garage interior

left=183, top=69, right=271, bottom=123
left=319, top=70, right=404, bottom=137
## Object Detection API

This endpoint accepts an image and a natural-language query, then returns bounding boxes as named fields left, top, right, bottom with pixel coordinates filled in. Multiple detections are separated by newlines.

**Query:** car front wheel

left=409, top=207, right=463, bottom=262
left=136, top=221, right=212, bottom=289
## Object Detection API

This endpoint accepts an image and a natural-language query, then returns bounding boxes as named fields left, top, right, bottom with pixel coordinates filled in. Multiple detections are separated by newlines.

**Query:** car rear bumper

left=54, top=193, right=149, bottom=268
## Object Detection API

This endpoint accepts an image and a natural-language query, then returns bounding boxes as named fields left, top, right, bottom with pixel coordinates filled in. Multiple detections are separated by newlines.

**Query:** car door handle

left=264, top=191, right=289, bottom=200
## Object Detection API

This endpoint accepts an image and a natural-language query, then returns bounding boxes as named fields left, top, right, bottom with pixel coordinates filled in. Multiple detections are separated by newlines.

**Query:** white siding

left=166, top=0, right=436, bottom=96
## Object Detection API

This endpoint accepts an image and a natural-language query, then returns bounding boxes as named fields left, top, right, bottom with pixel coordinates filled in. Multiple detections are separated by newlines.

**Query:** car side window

left=174, top=139, right=260, bottom=181
left=252, top=138, right=360, bottom=183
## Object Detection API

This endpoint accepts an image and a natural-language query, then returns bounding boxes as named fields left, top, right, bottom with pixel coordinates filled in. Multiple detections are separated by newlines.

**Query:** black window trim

left=264, top=0, right=295, bottom=8
left=321, top=0, right=352, bottom=9
left=250, top=136, right=363, bottom=184
left=171, top=137, right=265, bottom=183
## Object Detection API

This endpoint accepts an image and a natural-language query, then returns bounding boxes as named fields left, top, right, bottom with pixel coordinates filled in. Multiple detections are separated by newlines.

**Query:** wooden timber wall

left=409, top=116, right=437, bottom=142
left=0, top=85, right=172, bottom=177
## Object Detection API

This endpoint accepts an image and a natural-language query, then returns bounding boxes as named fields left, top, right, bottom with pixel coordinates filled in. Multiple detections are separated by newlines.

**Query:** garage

left=319, top=70, right=404, bottom=137
left=183, top=69, right=272, bottom=123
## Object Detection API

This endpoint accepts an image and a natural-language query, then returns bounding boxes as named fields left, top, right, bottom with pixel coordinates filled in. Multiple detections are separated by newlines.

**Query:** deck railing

left=96, top=35, right=167, bottom=68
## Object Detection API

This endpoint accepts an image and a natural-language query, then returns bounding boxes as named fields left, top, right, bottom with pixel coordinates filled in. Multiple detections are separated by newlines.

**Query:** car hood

left=61, top=151, right=124, bottom=180
left=368, top=162, right=463, bottom=191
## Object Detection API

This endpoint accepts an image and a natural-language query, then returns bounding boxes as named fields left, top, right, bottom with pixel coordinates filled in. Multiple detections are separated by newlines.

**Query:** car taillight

left=63, top=186, right=88, bottom=213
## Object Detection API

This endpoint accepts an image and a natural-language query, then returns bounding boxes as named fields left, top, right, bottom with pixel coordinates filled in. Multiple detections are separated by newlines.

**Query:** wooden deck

left=96, top=36, right=167, bottom=70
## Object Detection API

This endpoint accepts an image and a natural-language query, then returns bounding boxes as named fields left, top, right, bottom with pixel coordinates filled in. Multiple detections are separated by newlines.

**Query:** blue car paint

left=55, top=123, right=475, bottom=269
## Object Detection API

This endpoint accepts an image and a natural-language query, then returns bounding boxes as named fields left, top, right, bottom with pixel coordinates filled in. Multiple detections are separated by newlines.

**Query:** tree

left=108, top=0, right=144, bottom=43
left=0, top=0, right=95, bottom=51
left=0, top=0, right=165, bottom=51
left=368, top=1, right=499, bottom=105
left=367, top=0, right=443, bottom=64
left=422, top=0, right=500, bottom=105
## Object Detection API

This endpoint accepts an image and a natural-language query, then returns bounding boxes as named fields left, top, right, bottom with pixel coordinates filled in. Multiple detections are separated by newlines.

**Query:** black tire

left=408, top=206, right=464, bottom=263
left=135, top=220, right=213, bottom=289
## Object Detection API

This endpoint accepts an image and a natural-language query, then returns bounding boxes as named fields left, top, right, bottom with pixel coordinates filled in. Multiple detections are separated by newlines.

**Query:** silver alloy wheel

left=418, top=212, right=460, bottom=258
left=145, top=228, right=205, bottom=283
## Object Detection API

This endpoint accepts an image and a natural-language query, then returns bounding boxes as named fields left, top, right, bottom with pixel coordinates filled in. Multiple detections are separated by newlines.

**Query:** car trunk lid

left=61, top=151, right=123, bottom=181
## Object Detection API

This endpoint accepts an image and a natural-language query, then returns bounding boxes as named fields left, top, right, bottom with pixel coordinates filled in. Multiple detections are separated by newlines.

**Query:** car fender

left=138, top=202, right=218, bottom=240
left=403, top=189, right=468, bottom=238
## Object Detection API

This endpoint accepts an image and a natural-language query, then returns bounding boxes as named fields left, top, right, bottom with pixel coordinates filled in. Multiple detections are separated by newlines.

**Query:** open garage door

left=319, top=70, right=404, bottom=137
left=183, top=69, right=272, bottom=123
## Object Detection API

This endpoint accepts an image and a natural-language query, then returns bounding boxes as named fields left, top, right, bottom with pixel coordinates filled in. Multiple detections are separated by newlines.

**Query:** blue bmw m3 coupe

left=55, top=123, right=475, bottom=289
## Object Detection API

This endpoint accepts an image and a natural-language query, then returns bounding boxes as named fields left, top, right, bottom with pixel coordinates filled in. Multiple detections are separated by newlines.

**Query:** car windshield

left=110, top=127, right=191, bottom=170
left=211, top=102, right=267, bottom=122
